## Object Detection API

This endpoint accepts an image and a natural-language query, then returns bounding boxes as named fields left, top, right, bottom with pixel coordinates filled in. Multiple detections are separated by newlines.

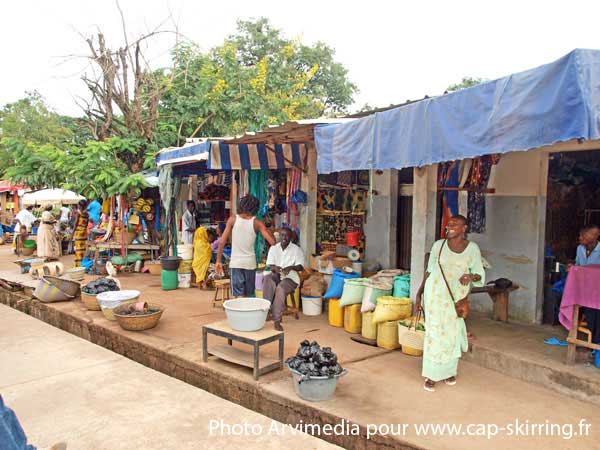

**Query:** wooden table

left=87, top=242, right=160, bottom=270
left=202, top=320, right=284, bottom=380
left=471, top=284, right=519, bottom=322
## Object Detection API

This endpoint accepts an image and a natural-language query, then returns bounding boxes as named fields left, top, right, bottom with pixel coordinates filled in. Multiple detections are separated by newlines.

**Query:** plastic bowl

left=97, top=290, right=141, bottom=321
left=160, top=256, right=182, bottom=271
left=223, top=298, right=271, bottom=332
left=286, top=364, right=348, bottom=402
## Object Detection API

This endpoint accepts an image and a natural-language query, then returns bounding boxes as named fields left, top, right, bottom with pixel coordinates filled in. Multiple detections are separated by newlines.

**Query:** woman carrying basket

left=415, top=215, right=485, bottom=392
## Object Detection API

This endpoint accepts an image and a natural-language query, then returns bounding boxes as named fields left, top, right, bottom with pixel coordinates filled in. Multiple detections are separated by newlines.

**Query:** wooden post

left=491, top=291, right=509, bottom=322
left=566, top=305, right=579, bottom=365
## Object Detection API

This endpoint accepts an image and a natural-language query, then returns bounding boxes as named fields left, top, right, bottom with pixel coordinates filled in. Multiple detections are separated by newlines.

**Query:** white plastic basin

left=223, top=298, right=271, bottom=332
left=97, top=290, right=141, bottom=309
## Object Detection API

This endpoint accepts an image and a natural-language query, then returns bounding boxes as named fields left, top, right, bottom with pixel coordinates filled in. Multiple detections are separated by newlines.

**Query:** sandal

left=423, top=379, right=436, bottom=392
left=444, top=376, right=456, bottom=386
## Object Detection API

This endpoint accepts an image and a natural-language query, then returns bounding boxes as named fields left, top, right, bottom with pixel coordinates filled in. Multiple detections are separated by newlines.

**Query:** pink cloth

left=559, top=265, right=600, bottom=330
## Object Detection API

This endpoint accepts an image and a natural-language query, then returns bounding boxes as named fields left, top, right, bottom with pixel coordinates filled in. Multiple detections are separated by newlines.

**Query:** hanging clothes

left=248, top=170, right=269, bottom=264
left=466, top=156, right=495, bottom=233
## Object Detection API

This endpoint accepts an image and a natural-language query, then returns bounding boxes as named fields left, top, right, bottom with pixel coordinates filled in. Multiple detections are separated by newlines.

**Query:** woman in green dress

left=416, top=215, right=485, bottom=392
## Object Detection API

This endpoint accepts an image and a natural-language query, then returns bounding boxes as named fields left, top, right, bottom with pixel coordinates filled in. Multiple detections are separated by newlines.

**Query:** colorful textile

left=559, top=265, right=600, bottom=330
left=192, top=227, right=212, bottom=283
left=87, top=200, right=101, bottom=226
left=422, top=240, right=485, bottom=381
left=73, top=212, right=89, bottom=266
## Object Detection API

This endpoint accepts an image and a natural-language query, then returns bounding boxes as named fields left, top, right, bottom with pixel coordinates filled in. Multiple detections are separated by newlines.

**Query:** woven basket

left=81, top=292, right=101, bottom=311
left=113, top=303, right=164, bottom=331
left=145, top=261, right=162, bottom=276
left=113, top=230, right=137, bottom=244
left=33, top=278, right=76, bottom=303
left=398, top=311, right=425, bottom=357
left=44, top=276, right=80, bottom=297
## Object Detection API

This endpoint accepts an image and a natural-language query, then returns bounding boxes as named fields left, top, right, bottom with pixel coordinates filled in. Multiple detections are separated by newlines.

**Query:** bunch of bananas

left=133, top=197, right=154, bottom=213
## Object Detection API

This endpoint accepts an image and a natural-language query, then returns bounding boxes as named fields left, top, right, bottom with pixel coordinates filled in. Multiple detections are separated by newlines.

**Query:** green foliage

left=0, top=91, right=72, bottom=146
left=157, top=18, right=357, bottom=145
left=446, top=77, right=485, bottom=92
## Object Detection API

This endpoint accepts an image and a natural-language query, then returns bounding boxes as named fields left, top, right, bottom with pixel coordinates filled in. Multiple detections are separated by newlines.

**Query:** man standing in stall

left=181, top=200, right=196, bottom=245
left=216, top=195, right=275, bottom=299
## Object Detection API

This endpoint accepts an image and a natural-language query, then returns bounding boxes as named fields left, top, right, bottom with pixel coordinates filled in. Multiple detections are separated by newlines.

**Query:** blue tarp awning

left=315, top=49, right=600, bottom=173
left=156, top=141, right=210, bottom=167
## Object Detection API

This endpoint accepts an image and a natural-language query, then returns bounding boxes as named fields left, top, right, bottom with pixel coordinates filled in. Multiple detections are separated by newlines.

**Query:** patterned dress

left=422, top=240, right=485, bottom=381
left=73, top=212, right=89, bottom=267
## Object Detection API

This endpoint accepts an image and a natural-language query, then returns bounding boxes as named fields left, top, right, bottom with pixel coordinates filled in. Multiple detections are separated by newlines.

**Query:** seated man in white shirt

left=263, top=228, right=304, bottom=331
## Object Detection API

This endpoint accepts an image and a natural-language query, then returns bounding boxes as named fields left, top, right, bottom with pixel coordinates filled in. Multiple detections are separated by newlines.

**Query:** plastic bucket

left=160, top=256, right=181, bottom=271
left=344, top=303, right=362, bottom=334
left=287, top=365, right=348, bottom=402
left=302, top=296, right=323, bottom=316
left=377, top=320, right=401, bottom=350
left=178, top=259, right=193, bottom=274
left=346, top=231, right=360, bottom=247
left=176, top=244, right=193, bottom=260
left=328, top=298, right=344, bottom=327
left=361, top=311, right=377, bottom=340
left=161, top=269, right=178, bottom=290
left=595, top=350, right=600, bottom=369
left=178, top=273, right=191, bottom=288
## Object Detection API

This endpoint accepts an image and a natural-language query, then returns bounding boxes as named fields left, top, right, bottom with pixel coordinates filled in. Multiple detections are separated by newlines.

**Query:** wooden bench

left=202, top=320, right=284, bottom=380
left=471, top=284, right=519, bottom=322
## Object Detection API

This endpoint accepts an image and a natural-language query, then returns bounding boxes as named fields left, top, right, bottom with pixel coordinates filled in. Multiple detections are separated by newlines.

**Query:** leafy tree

left=446, top=77, right=485, bottom=92
left=0, top=91, right=72, bottom=146
left=158, top=18, right=357, bottom=145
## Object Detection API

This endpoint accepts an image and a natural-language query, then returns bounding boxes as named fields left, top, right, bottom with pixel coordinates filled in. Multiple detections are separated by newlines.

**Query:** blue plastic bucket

left=595, top=350, right=600, bottom=369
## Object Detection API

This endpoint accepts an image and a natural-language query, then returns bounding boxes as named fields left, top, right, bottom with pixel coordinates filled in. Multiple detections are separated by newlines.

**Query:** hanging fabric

left=248, top=170, right=269, bottom=264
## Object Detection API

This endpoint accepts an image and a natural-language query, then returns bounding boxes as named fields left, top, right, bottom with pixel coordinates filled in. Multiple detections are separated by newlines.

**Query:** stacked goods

left=360, top=280, right=393, bottom=312
left=133, top=198, right=154, bottom=214
left=339, top=278, right=369, bottom=307
left=285, top=340, right=344, bottom=378
left=372, top=296, right=412, bottom=324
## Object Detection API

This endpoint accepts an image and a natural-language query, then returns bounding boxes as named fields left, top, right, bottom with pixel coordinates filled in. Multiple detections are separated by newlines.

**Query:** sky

left=2, top=0, right=600, bottom=116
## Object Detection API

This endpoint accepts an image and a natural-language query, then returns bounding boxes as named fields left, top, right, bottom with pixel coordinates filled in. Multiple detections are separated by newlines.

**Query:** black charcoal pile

left=82, top=278, right=120, bottom=295
left=285, top=340, right=344, bottom=378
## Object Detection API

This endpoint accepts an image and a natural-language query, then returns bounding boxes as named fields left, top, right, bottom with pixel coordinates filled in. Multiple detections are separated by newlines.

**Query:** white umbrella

left=22, top=188, right=86, bottom=206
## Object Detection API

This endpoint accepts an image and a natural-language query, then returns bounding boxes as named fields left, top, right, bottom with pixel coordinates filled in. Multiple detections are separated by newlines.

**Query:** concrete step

left=464, top=313, right=600, bottom=405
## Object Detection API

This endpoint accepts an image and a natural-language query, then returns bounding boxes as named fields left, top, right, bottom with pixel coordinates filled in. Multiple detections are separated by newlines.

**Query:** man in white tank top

left=216, top=195, right=275, bottom=297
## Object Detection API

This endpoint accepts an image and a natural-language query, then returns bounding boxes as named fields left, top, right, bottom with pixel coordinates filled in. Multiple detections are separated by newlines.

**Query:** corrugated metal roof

left=185, top=118, right=355, bottom=145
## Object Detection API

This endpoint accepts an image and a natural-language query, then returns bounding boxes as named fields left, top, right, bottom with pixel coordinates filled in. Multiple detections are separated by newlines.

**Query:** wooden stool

left=284, top=287, right=300, bottom=320
left=213, top=279, right=231, bottom=308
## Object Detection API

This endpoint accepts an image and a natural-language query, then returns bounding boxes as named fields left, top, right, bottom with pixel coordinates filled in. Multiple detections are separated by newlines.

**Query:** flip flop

left=544, top=337, right=568, bottom=346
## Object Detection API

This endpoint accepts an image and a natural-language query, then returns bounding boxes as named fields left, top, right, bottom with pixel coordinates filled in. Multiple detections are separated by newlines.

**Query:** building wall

left=407, top=152, right=548, bottom=324
left=364, top=170, right=398, bottom=269
left=469, top=150, right=548, bottom=323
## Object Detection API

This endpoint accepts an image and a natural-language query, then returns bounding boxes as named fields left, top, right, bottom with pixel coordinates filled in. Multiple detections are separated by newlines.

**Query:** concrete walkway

left=0, top=304, right=338, bottom=450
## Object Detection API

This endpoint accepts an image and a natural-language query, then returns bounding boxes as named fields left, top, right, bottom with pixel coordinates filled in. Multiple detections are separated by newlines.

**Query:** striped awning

left=209, top=142, right=307, bottom=170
